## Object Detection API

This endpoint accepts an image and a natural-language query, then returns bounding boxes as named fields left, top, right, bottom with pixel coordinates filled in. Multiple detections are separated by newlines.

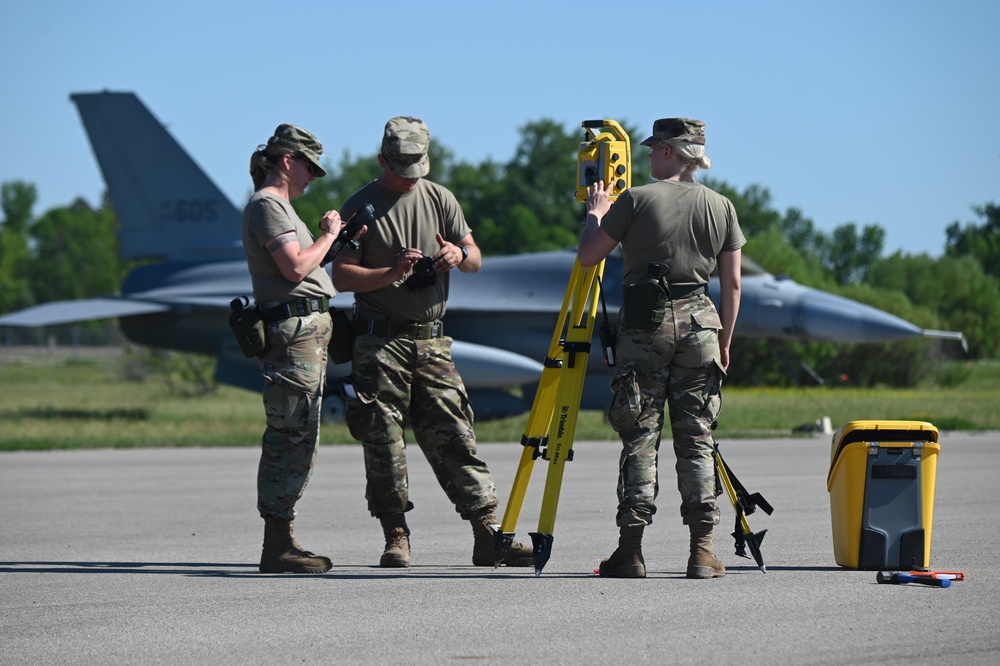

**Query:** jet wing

left=0, top=299, right=171, bottom=327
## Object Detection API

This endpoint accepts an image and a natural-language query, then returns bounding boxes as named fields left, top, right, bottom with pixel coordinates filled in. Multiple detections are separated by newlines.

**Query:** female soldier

left=243, top=124, right=347, bottom=573
left=578, top=118, right=745, bottom=579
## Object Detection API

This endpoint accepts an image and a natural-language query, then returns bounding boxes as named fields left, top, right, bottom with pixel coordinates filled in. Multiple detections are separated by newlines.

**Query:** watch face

left=460, top=246, right=469, bottom=261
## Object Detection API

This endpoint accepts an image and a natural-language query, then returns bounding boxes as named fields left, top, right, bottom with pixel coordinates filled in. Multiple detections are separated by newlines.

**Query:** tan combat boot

left=378, top=514, right=410, bottom=568
left=687, top=523, right=726, bottom=579
left=470, top=508, right=534, bottom=567
left=598, top=525, right=646, bottom=578
left=259, top=518, right=332, bottom=573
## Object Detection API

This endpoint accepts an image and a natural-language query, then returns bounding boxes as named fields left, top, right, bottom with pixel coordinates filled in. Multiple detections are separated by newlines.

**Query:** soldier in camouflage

left=577, top=118, right=745, bottom=579
left=243, top=124, right=350, bottom=573
left=332, top=117, right=533, bottom=568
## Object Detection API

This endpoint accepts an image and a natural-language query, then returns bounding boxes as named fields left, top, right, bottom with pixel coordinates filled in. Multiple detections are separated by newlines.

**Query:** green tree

left=825, top=222, right=885, bottom=285
left=0, top=181, right=38, bottom=312
left=28, top=197, right=123, bottom=303
left=945, top=202, right=1000, bottom=282
left=870, top=251, right=1000, bottom=358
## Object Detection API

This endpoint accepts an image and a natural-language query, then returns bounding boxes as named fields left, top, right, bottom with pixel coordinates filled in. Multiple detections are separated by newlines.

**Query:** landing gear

left=321, top=392, right=346, bottom=424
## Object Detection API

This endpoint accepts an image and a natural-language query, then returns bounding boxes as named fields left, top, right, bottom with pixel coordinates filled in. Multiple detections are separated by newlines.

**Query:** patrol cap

left=640, top=118, right=707, bottom=147
left=382, top=116, right=430, bottom=178
left=268, top=124, right=326, bottom=177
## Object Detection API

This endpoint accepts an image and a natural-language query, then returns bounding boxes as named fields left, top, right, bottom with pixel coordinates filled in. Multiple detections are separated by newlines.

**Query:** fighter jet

left=0, top=91, right=966, bottom=420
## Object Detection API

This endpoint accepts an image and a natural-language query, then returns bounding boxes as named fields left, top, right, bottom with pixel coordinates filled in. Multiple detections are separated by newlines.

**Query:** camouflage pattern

left=381, top=116, right=431, bottom=178
left=640, top=118, right=707, bottom=146
left=607, top=293, right=725, bottom=529
left=256, top=311, right=333, bottom=520
left=268, top=123, right=326, bottom=176
left=345, top=334, right=498, bottom=518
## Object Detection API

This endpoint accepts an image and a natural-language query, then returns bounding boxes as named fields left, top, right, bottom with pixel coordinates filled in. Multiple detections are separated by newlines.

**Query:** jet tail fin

left=71, top=91, right=244, bottom=263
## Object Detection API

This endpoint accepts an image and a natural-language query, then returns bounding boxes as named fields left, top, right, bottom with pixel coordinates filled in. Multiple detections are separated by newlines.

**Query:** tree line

left=2, top=119, right=998, bottom=388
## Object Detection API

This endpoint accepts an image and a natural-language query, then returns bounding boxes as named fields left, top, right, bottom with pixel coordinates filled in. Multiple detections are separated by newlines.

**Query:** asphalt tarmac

left=2, top=432, right=998, bottom=665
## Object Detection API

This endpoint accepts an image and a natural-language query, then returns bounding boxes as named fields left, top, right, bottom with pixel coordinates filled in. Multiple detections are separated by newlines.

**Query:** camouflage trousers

left=256, top=311, right=332, bottom=521
left=606, top=294, right=725, bottom=529
left=345, top=334, right=497, bottom=519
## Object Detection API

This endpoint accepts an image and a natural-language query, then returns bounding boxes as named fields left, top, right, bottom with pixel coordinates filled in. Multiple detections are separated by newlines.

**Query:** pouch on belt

left=328, top=308, right=354, bottom=364
left=622, top=279, right=668, bottom=330
left=229, top=296, right=270, bottom=357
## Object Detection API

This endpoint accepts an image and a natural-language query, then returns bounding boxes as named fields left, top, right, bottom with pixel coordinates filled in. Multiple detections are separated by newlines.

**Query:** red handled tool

left=908, top=570, right=965, bottom=581
left=876, top=571, right=951, bottom=587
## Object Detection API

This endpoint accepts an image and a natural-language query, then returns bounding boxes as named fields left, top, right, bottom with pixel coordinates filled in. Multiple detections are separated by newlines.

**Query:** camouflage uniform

left=596, top=118, right=745, bottom=534
left=607, top=293, right=725, bottom=528
left=337, top=116, right=500, bottom=521
left=242, top=125, right=338, bottom=522
left=346, top=334, right=497, bottom=518
left=256, top=311, right=332, bottom=520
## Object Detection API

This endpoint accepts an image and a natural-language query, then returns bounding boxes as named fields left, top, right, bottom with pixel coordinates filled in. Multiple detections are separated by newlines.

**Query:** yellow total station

left=575, top=119, right=631, bottom=203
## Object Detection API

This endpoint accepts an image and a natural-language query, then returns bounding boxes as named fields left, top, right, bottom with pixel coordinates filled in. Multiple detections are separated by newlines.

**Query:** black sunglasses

left=294, top=156, right=322, bottom=177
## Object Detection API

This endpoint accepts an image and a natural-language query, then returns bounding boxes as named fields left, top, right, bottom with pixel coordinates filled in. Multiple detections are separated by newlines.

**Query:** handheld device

left=322, top=203, right=375, bottom=265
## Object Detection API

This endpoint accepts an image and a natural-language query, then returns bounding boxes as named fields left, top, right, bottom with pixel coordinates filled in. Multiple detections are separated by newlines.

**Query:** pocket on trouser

left=344, top=376, right=407, bottom=445
left=607, top=366, right=642, bottom=432
left=260, top=314, right=330, bottom=395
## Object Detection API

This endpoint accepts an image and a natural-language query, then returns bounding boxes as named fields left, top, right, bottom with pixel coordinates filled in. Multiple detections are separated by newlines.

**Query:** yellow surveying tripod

left=493, top=120, right=630, bottom=575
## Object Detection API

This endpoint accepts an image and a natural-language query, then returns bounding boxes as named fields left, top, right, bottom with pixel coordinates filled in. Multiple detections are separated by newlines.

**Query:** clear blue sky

left=3, top=0, right=997, bottom=258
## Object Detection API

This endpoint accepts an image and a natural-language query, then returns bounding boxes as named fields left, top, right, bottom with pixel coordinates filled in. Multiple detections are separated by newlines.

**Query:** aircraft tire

left=321, top=394, right=347, bottom=424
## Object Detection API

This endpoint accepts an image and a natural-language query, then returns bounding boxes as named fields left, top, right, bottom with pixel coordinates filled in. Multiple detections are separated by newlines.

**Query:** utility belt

left=259, top=297, right=330, bottom=324
left=354, top=317, right=445, bottom=340
left=621, top=280, right=706, bottom=331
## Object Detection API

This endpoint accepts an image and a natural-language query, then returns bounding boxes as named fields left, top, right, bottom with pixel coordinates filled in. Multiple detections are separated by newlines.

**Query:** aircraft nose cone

left=795, top=288, right=923, bottom=343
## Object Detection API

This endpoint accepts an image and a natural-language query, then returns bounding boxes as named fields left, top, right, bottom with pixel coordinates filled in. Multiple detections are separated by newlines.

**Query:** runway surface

left=2, top=432, right=998, bottom=665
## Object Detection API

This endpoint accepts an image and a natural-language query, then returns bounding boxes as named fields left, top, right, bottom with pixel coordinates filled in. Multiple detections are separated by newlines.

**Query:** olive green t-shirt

left=338, top=179, right=471, bottom=322
left=600, top=180, right=745, bottom=288
left=242, top=190, right=335, bottom=304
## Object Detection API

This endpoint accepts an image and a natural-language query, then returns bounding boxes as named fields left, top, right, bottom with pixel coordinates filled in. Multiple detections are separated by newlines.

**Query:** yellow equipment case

left=827, top=420, right=940, bottom=570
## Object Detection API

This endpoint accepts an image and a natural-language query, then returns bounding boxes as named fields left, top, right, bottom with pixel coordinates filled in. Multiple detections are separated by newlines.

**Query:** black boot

left=598, top=525, right=646, bottom=578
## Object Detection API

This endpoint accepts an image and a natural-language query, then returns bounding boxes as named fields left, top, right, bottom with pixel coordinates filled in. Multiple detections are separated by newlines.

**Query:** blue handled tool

left=877, top=571, right=951, bottom=587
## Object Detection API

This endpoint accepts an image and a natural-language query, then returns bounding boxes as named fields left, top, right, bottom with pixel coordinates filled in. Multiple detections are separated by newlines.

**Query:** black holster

left=621, top=278, right=668, bottom=331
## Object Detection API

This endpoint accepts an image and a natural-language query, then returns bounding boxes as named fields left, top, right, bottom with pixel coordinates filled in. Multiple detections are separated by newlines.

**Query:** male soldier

left=577, top=118, right=745, bottom=578
left=331, top=116, right=534, bottom=568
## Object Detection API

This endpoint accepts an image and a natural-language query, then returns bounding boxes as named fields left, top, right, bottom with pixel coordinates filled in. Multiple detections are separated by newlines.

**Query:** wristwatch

left=459, top=245, right=469, bottom=263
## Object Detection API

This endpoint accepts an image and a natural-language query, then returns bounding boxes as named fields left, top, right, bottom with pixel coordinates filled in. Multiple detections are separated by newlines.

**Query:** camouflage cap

left=381, top=116, right=430, bottom=178
left=268, top=124, right=326, bottom=177
left=640, top=118, right=707, bottom=147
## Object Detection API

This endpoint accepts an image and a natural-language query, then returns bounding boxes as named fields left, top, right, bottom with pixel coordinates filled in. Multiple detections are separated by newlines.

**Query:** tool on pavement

left=876, top=571, right=951, bottom=587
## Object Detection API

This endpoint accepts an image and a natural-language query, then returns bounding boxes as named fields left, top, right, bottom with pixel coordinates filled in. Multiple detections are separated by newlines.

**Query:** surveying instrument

left=489, top=119, right=628, bottom=575
left=492, top=119, right=773, bottom=575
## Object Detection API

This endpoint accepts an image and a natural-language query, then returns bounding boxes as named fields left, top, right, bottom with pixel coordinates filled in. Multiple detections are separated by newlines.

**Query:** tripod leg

left=530, top=260, right=604, bottom=575
left=715, top=448, right=767, bottom=572
left=495, top=262, right=583, bottom=566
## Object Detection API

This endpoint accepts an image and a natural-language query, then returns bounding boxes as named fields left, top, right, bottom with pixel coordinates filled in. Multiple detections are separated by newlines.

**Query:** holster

left=328, top=308, right=354, bottom=365
left=622, top=278, right=668, bottom=331
left=228, top=297, right=270, bottom=358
